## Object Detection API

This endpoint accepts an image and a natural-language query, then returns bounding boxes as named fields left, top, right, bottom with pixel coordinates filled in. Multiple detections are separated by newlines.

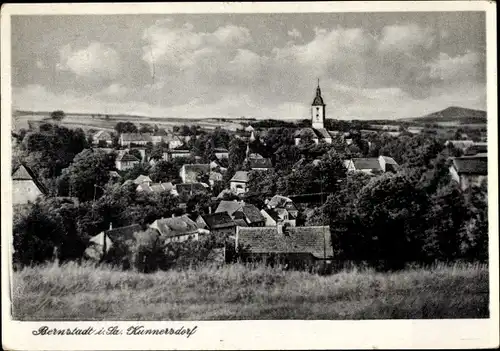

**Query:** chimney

left=109, top=222, right=113, bottom=230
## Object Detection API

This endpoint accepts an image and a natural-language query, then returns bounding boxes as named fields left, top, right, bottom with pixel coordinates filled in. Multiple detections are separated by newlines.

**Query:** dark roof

left=215, top=200, right=244, bottom=215
left=267, top=195, right=294, bottom=209
left=12, top=164, right=34, bottom=180
left=351, top=158, right=382, bottom=171
left=313, top=128, right=331, bottom=139
left=117, top=153, right=140, bottom=162
left=237, top=226, right=333, bottom=259
left=12, top=164, right=48, bottom=194
left=452, top=156, right=487, bottom=175
left=213, top=157, right=229, bottom=168
left=200, top=212, right=236, bottom=230
left=151, top=215, right=198, bottom=238
left=248, top=158, right=273, bottom=169
left=230, top=171, right=249, bottom=183
left=263, top=208, right=281, bottom=222
left=464, top=143, right=488, bottom=156
left=106, top=224, right=142, bottom=244
left=182, top=164, right=211, bottom=173
left=312, top=85, right=325, bottom=106
left=234, top=204, right=265, bottom=224
left=234, top=219, right=248, bottom=227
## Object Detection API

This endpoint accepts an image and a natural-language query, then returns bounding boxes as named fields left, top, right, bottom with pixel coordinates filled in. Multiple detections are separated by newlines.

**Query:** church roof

left=312, top=83, right=325, bottom=106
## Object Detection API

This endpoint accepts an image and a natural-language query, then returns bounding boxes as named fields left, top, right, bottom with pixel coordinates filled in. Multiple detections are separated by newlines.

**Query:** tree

left=149, top=160, right=180, bottom=183
left=129, top=149, right=143, bottom=161
left=50, top=110, right=65, bottom=121
left=139, top=124, right=153, bottom=133
left=228, top=138, right=247, bottom=171
left=130, top=228, right=163, bottom=273
left=13, top=201, right=65, bottom=266
left=355, top=172, right=429, bottom=270
left=60, top=149, right=116, bottom=201
left=114, top=122, right=138, bottom=134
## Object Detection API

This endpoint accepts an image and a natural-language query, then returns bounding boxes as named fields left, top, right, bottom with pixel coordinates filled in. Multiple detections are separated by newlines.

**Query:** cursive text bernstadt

left=32, top=325, right=198, bottom=338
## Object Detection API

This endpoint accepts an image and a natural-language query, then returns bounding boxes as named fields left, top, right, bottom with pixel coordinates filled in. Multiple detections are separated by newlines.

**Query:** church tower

left=311, top=79, right=326, bottom=129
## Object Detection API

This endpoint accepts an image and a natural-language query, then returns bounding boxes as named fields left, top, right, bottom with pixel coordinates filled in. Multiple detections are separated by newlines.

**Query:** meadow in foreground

left=11, top=262, right=489, bottom=320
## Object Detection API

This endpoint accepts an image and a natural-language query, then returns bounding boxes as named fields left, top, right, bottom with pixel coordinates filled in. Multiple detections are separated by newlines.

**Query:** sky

left=11, top=12, right=486, bottom=120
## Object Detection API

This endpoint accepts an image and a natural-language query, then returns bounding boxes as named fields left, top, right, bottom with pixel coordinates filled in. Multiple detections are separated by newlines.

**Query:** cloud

left=427, top=51, right=483, bottom=81
left=142, top=20, right=252, bottom=69
left=57, top=42, right=121, bottom=78
left=287, top=28, right=302, bottom=38
left=99, top=83, right=129, bottom=98
left=378, top=24, right=436, bottom=54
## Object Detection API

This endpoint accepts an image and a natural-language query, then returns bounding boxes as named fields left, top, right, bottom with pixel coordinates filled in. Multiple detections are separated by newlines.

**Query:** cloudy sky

left=11, top=12, right=486, bottom=119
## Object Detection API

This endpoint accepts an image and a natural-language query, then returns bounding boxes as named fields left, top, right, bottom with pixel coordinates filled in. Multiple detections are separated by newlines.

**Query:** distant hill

left=408, top=106, right=487, bottom=124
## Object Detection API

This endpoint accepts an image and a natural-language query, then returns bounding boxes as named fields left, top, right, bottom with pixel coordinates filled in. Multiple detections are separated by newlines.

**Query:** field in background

left=11, top=262, right=489, bottom=320
left=12, top=112, right=246, bottom=132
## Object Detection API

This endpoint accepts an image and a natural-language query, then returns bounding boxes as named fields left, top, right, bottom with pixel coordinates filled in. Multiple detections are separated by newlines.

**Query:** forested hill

left=409, top=106, right=486, bottom=124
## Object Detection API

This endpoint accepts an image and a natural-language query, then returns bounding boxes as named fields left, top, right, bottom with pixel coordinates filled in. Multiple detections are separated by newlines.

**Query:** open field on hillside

left=11, top=262, right=488, bottom=320
left=12, top=113, right=246, bottom=132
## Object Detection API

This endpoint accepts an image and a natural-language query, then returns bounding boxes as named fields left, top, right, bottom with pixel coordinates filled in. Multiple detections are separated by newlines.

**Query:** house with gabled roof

left=136, top=182, right=174, bottom=194
left=214, top=148, right=229, bottom=159
left=236, top=224, right=333, bottom=271
left=246, top=157, right=273, bottom=171
left=215, top=200, right=245, bottom=216
left=344, top=155, right=398, bottom=175
left=133, top=174, right=152, bottom=185
left=174, top=182, right=209, bottom=203
left=266, top=194, right=299, bottom=223
left=230, top=171, right=249, bottom=194
left=119, top=133, right=153, bottom=147
left=233, top=204, right=266, bottom=227
left=149, top=215, right=202, bottom=243
left=85, top=223, right=143, bottom=266
left=12, top=164, right=47, bottom=205
left=115, top=152, right=140, bottom=171
left=196, top=212, right=236, bottom=237
left=92, top=130, right=113, bottom=146
left=445, top=140, right=475, bottom=152
left=449, top=154, right=487, bottom=191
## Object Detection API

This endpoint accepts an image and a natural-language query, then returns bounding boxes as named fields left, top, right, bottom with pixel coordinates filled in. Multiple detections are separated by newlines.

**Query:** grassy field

left=11, top=262, right=489, bottom=320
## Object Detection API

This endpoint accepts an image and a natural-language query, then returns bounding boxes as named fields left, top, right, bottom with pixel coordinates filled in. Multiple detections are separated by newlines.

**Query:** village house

left=119, top=133, right=152, bottom=147
left=168, top=149, right=192, bottom=161
left=163, top=133, right=184, bottom=149
left=464, top=142, right=487, bottom=156
left=149, top=215, right=204, bottom=243
left=246, top=157, right=273, bottom=171
left=235, top=224, right=333, bottom=271
left=266, top=195, right=299, bottom=218
left=344, top=155, right=398, bottom=175
left=150, top=129, right=167, bottom=144
left=230, top=171, right=250, bottom=194
left=115, top=152, right=140, bottom=171
left=407, top=126, right=424, bottom=134
left=137, top=181, right=174, bottom=194
left=444, top=140, right=475, bottom=153
left=85, top=223, right=143, bottom=267
left=179, top=164, right=211, bottom=183
left=449, top=154, right=487, bottom=191
left=12, top=164, right=47, bottom=206
left=292, top=158, right=322, bottom=172
left=210, top=158, right=229, bottom=172
left=215, top=200, right=264, bottom=227
left=196, top=212, right=236, bottom=237
left=133, top=174, right=152, bottom=185
left=92, top=130, right=113, bottom=146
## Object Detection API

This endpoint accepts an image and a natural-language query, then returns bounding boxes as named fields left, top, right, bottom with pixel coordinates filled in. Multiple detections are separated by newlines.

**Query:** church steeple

left=311, top=79, right=326, bottom=129
left=312, top=79, right=325, bottom=106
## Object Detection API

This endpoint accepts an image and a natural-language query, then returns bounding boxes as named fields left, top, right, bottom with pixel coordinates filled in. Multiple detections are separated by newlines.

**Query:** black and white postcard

left=1, top=2, right=498, bottom=350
